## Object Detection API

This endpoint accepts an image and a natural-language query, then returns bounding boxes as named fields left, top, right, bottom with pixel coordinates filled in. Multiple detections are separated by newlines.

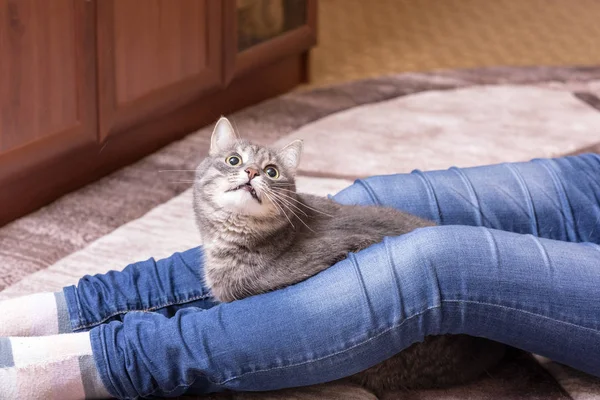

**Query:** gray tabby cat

left=193, top=117, right=505, bottom=399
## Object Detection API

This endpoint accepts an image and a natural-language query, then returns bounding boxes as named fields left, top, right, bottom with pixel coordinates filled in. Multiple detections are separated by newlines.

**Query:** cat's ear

left=210, top=117, right=237, bottom=156
left=278, top=139, right=303, bottom=171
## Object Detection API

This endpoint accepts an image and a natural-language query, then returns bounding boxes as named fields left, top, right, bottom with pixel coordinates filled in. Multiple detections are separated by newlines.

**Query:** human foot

left=0, top=332, right=110, bottom=399
left=0, top=292, right=71, bottom=336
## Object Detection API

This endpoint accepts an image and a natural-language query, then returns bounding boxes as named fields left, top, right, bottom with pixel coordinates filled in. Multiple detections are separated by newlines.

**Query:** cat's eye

left=264, top=166, right=279, bottom=179
left=226, top=155, right=241, bottom=166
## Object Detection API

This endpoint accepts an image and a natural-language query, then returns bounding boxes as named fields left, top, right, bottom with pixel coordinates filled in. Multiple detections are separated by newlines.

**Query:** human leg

left=91, top=226, right=600, bottom=398
left=0, top=247, right=215, bottom=336
left=0, top=292, right=71, bottom=336
left=63, top=246, right=216, bottom=332
left=0, top=247, right=216, bottom=398
left=334, top=154, right=600, bottom=242
left=0, top=332, right=108, bottom=399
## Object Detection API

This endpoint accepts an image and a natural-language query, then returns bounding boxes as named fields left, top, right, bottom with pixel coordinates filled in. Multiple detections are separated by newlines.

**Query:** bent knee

left=385, top=225, right=485, bottom=269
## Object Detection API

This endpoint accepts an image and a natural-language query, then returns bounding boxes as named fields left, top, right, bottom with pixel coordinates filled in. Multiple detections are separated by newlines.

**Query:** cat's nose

left=245, top=167, right=259, bottom=180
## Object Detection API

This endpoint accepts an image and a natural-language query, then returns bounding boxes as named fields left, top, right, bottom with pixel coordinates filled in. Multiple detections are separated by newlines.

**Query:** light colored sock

left=0, top=332, right=110, bottom=399
left=0, top=292, right=71, bottom=336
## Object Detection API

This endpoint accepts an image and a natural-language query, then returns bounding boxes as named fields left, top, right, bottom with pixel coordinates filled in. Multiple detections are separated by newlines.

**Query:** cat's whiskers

left=259, top=185, right=308, bottom=218
left=261, top=187, right=308, bottom=215
left=257, top=184, right=296, bottom=229
left=274, top=188, right=334, bottom=216
left=268, top=189, right=334, bottom=218
left=260, top=189, right=297, bottom=229
left=263, top=189, right=315, bottom=233
left=259, top=184, right=310, bottom=232
left=264, top=191, right=308, bottom=218
left=271, top=183, right=296, bottom=193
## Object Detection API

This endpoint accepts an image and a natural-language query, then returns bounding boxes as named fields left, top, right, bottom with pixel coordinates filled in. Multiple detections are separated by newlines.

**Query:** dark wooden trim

left=300, top=50, right=311, bottom=83
left=0, top=54, right=306, bottom=227
left=236, top=25, right=315, bottom=77
left=306, top=0, right=317, bottom=40
left=96, top=0, right=224, bottom=141
left=222, top=0, right=238, bottom=85
left=95, top=0, right=116, bottom=142
left=226, top=0, right=317, bottom=81
left=78, top=0, right=99, bottom=144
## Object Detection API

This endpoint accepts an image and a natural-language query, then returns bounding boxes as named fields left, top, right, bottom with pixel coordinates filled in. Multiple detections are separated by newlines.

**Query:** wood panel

left=97, top=0, right=223, bottom=140
left=0, top=54, right=307, bottom=227
left=0, top=0, right=97, bottom=184
left=0, top=0, right=315, bottom=226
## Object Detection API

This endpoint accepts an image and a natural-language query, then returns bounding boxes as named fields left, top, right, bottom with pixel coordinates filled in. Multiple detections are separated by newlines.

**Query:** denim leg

left=91, top=226, right=600, bottom=398
left=334, top=154, right=600, bottom=243
left=63, top=247, right=217, bottom=332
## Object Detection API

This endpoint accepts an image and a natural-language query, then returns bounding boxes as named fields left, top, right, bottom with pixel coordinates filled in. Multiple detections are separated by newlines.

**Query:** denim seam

left=73, top=293, right=212, bottom=331
left=76, top=294, right=84, bottom=328
left=216, top=298, right=600, bottom=385
left=443, top=299, right=600, bottom=333
left=63, top=285, right=85, bottom=330
left=216, top=303, right=443, bottom=385
left=94, top=325, right=120, bottom=398
left=132, top=303, right=442, bottom=398
left=118, top=299, right=600, bottom=397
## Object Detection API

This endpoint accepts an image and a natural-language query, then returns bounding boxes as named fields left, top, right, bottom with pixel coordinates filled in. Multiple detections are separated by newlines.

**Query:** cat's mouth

left=228, top=182, right=261, bottom=202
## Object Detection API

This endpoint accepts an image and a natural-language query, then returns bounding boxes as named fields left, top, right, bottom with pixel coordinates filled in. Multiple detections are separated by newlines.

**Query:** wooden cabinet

left=0, top=0, right=316, bottom=226
left=0, top=0, right=97, bottom=218
left=97, top=0, right=223, bottom=139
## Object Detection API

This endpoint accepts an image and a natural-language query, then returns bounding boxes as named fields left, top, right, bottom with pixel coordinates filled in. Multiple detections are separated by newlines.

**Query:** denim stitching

left=139, top=304, right=443, bottom=397
left=73, top=294, right=212, bottom=330
left=73, top=288, right=85, bottom=329
left=216, top=298, right=600, bottom=385
left=217, top=304, right=442, bottom=384
left=120, top=298, right=600, bottom=396
left=98, top=325, right=121, bottom=399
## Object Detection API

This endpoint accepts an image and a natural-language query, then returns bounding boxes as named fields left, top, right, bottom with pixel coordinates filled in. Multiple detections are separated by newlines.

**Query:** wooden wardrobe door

left=0, top=0, right=97, bottom=222
left=97, top=0, right=223, bottom=140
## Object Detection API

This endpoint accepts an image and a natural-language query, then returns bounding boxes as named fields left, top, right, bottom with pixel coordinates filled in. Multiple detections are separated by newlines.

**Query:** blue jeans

left=62, top=154, right=600, bottom=399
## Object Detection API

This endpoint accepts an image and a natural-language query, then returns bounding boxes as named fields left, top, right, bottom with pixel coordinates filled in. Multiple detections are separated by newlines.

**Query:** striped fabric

left=0, top=333, right=108, bottom=399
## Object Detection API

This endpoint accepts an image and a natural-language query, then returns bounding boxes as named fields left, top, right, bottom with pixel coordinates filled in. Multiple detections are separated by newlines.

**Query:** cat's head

left=194, top=117, right=303, bottom=218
